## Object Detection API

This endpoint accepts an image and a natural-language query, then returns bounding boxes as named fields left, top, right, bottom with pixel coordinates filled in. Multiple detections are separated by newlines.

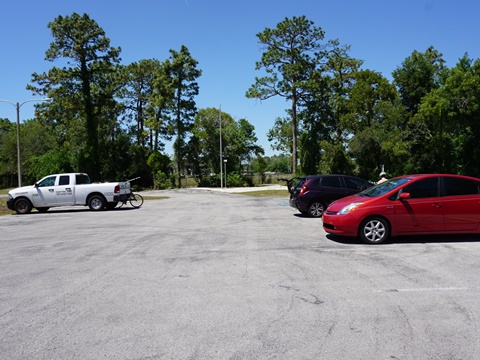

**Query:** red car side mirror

left=399, top=192, right=411, bottom=200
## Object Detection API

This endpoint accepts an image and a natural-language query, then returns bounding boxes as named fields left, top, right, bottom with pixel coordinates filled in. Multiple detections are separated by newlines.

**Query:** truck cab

left=33, top=173, right=90, bottom=206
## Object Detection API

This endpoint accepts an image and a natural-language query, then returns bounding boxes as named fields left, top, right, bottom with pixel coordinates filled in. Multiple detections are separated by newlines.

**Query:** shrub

left=226, top=172, right=246, bottom=187
left=154, top=171, right=172, bottom=189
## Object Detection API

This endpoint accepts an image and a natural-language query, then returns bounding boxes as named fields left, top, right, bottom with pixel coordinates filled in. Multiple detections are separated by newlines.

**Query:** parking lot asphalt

left=2, top=189, right=480, bottom=359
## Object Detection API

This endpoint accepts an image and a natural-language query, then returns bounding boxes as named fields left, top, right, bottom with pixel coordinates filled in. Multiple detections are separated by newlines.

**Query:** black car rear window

left=344, top=177, right=368, bottom=190
left=320, top=176, right=342, bottom=188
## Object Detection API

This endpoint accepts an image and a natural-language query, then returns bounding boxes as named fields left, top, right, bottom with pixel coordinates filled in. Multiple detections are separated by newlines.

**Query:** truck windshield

left=38, top=176, right=56, bottom=187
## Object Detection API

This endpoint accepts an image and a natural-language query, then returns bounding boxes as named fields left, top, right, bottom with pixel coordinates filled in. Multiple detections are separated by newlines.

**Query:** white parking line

left=375, top=287, right=480, bottom=293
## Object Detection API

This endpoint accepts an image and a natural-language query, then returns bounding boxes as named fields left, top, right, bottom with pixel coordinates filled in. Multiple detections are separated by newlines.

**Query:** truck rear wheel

left=88, top=195, right=106, bottom=211
left=14, top=198, right=33, bottom=214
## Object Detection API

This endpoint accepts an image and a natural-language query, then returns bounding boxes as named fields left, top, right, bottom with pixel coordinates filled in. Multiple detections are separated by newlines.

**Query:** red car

left=322, top=174, right=480, bottom=244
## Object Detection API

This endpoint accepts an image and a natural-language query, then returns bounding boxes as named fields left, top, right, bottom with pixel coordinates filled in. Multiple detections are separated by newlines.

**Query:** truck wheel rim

left=92, top=198, right=102, bottom=209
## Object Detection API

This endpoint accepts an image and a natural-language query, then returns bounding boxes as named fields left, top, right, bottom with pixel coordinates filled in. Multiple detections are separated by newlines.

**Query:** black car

left=289, top=174, right=372, bottom=217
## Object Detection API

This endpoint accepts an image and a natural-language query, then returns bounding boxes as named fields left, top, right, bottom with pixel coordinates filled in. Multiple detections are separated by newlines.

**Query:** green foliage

left=196, top=174, right=220, bottom=188
left=148, top=60, right=175, bottom=151
left=147, top=151, right=171, bottom=175
left=226, top=172, right=247, bottom=187
left=1, top=13, right=270, bottom=189
left=247, top=15, right=331, bottom=174
left=119, top=59, right=162, bottom=147
left=19, top=120, right=62, bottom=184
left=267, top=116, right=293, bottom=154
left=188, top=107, right=264, bottom=183
left=25, top=149, right=75, bottom=182
left=250, top=155, right=291, bottom=173
left=188, top=107, right=227, bottom=177
left=317, top=141, right=354, bottom=175
left=235, top=118, right=265, bottom=163
left=253, top=155, right=268, bottom=174
left=405, top=54, right=480, bottom=176
left=251, top=155, right=268, bottom=183
left=154, top=170, right=172, bottom=190
left=0, top=118, right=16, bottom=186
left=5, top=15, right=480, bottom=191
left=166, top=45, right=202, bottom=188
left=392, top=46, right=446, bottom=114
left=28, top=12, right=121, bottom=182
left=266, top=155, right=291, bottom=173
left=344, top=70, right=403, bottom=179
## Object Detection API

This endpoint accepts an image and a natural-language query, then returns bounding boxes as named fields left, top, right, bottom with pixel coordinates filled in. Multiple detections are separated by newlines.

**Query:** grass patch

left=0, top=197, right=13, bottom=216
left=143, top=196, right=170, bottom=201
left=236, top=190, right=290, bottom=198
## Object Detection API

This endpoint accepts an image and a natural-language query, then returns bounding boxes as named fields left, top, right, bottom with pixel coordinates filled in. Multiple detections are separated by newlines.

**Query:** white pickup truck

left=7, top=173, right=131, bottom=214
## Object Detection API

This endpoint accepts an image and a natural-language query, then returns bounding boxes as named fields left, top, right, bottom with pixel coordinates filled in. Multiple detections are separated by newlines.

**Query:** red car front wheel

left=359, top=217, right=390, bottom=244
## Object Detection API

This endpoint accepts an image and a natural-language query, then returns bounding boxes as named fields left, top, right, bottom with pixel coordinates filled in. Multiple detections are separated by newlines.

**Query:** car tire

left=88, top=195, right=106, bottom=211
left=359, top=217, right=390, bottom=244
left=36, top=207, right=50, bottom=213
left=308, top=201, right=325, bottom=217
left=14, top=198, right=33, bottom=214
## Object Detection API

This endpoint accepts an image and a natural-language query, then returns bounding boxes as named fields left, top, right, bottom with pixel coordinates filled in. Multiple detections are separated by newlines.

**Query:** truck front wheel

left=88, top=195, right=106, bottom=211
left=14, top=198, right=33, bottom=214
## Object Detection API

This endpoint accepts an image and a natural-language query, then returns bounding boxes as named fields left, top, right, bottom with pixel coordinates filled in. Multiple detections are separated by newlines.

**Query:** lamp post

left=219, top=105, right=223, bottom=188
left=223, top=158, right=227, bottom=188
left=0, top=98, right=51, bottom=187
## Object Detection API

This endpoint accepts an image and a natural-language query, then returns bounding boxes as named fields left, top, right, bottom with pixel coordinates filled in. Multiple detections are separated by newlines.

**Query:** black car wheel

left=308, top=202, right=325, bottom=217
left=359, top=217, right=390, bottom=244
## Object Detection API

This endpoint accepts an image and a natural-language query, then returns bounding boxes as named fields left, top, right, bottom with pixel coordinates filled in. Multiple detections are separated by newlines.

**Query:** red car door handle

left=432, top=203, right=442, bottom=208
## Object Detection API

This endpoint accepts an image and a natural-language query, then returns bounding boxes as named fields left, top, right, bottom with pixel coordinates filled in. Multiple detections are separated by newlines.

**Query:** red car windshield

left=356, top=178, right=411, bottom=198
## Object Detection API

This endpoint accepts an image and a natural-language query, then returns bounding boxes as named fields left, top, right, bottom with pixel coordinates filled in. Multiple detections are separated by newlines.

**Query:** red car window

left=402, top=177, right=439, bottom=199
left=443, top=177, right=480, bottom=196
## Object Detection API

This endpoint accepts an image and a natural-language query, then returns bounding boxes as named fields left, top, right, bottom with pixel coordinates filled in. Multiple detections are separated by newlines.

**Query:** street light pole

left=223, top=158, right=227, bottom=188
left=219, top=105, right=223, bottom=189
left=0, top=98, right=51, bottom=187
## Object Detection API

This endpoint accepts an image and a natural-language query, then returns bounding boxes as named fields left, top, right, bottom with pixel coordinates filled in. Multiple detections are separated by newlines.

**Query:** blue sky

left=1, top=0, right=479, bottom=156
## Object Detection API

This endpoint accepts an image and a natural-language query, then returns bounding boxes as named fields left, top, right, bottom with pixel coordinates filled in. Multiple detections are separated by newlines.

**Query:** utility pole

left=0, top=98, right=51, bottom=186
left=219, top=105, right=223, bottom=188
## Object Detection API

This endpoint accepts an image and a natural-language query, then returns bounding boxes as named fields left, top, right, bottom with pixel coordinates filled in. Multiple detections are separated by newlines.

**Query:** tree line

left=248, top=16, right=480, bottom=181
left=0, top=13, right=264, bottom=188
left=1, top=14, right=480, bottom=188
